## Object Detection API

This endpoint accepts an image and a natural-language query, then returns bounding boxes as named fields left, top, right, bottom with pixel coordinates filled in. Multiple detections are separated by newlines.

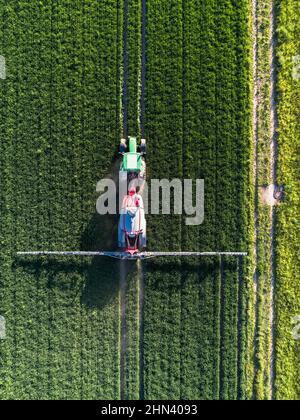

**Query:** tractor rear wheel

left=140, top=139, right=146, bottom=155
left=119, top=138, right=127, bottom=154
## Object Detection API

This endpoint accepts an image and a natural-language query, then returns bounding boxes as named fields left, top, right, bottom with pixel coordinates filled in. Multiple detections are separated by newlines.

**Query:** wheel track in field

left=181, top=0, right=187, bottom=399
left=237, top=256, right=244, bottom=399
left=219, top=256, right=226, bottom=399
left=252, top=0, right=259, bottom=293
left=137, top=260, right=145, bottom=399
left=252, top=0, right=260, bottom=399
left=120, top=0, right=147, bottom=399
left=119, top=260, right=127, bottom=400
left=122, top=0, right=129, bottom=139
left=138, top=0, right=147, bottom=400
left=269, top=0, right=278, bottom=400
left=120, top=0, right=128, bottom=400
left=140, top=0, right=147, bottom=139
left=252, top=0, right=278, bottom=400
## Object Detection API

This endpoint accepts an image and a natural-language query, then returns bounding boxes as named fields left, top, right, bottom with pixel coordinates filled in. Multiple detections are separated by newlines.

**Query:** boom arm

left=17, top=251, right=247, bottom=260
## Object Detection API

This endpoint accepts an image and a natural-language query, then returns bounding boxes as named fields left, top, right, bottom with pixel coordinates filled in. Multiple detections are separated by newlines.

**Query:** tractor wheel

left=119, top=138, right=127, bottom=154
left=140, top=139, right=146, bottom=155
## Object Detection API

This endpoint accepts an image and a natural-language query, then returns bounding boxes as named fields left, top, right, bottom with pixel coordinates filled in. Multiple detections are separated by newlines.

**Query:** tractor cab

left=119, top=137, right=146, bottom=182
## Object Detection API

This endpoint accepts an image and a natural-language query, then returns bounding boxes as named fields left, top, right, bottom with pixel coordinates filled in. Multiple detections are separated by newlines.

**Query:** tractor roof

left=128, top=137, right=137, bottom=153
left=122, top=152, right=143, bottom=171
left=120, top=137, right=143, bottom=171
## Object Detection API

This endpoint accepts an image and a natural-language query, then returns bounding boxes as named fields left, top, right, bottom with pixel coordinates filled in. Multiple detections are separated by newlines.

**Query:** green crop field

left=144, top=0, right=253, bottom=400
left=0, top=0, right=122, bottom=399
left=0, top=0, right=299, bottom=401
left=275, top=0, right=300, bottom=400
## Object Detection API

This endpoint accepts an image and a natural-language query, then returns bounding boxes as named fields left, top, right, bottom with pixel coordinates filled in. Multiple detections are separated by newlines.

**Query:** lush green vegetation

left=143, top=0, right=183, bottom=399
left=275, top=0, right=300, bottom=400
left=144, top=0, right=253, bottom=400
left=2, top=0, right=298, bottom=401
left=0, top=0, right=122, bottom=399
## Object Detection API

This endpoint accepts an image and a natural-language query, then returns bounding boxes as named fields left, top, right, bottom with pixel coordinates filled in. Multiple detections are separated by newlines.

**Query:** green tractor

left=119, top=137, right=146, bottom=183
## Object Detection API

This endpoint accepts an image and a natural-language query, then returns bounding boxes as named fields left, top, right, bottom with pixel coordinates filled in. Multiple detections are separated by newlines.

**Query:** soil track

left=122, top=0, right=129, bottom=138
left=252, top=0, right=260, bottom=397
left=138, top=0, right=147, bottom=399
left=120, top=261, right=127, bottom=399
left=269, top=0, right=278, bottom=400
left=252, top=0, right=278, bottom=399
left=120, top=0, right=129, bottom=399
left=219, top=256, right=226, bottom=398
left=252, top=0, right=259, bottom=292
left=137, top=260, right=145, bottom=399
left=119, top=0, right=147, bottom=399
left=140, top=0, right=147, bottom=138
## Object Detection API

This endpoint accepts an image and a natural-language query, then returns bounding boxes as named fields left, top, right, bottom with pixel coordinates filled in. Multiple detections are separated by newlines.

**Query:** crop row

left=275, top=0, right=300, bottom=400
left=0, top=0, right=121, bottom=399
